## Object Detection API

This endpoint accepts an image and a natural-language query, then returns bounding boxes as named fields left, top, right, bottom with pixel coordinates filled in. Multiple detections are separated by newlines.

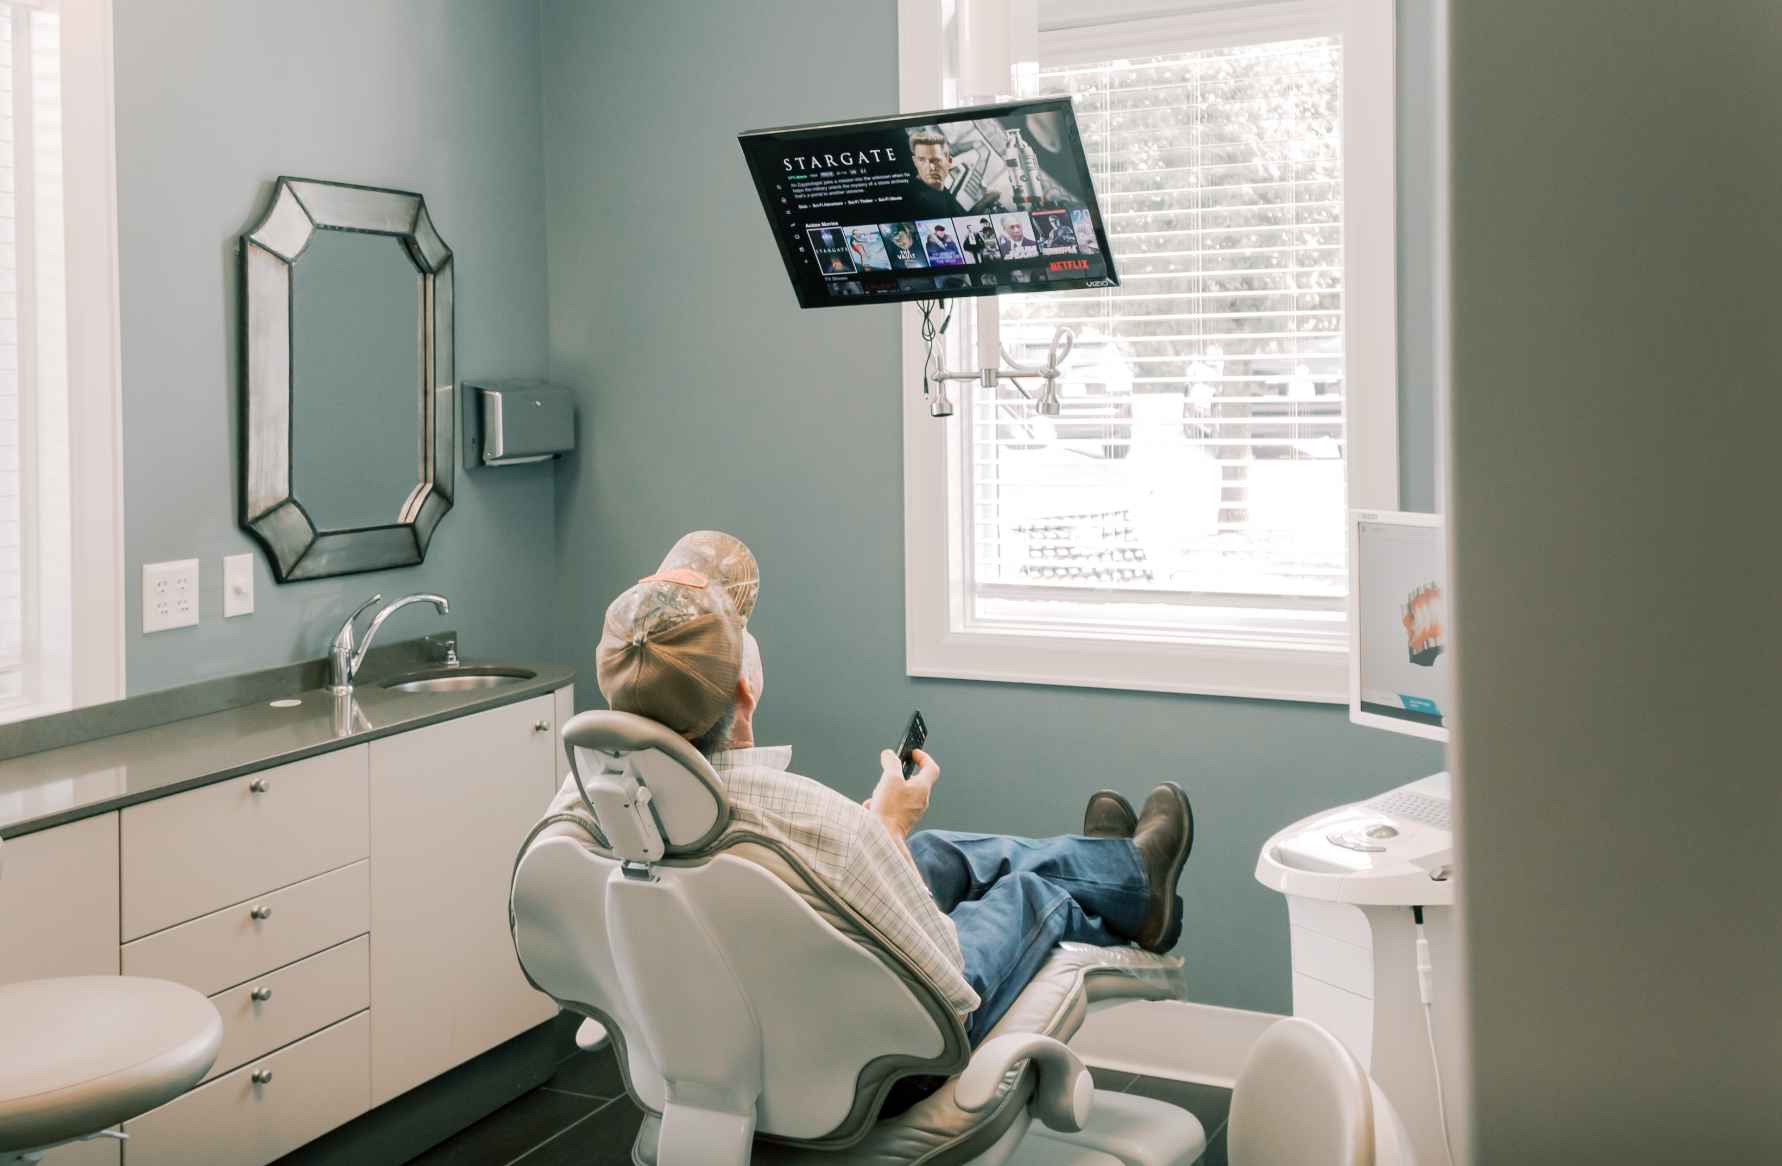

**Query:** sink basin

left=379, top=666, right=537, bottom=694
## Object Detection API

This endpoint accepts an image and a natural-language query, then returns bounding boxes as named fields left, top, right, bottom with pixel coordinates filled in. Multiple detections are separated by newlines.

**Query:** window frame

left=0, top=0, right=123, bottom=723
left=899, top=0, right=1396, bottom=703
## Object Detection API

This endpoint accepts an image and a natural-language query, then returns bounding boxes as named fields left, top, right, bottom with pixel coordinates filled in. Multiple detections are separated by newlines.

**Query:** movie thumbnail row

left=829, top=264, right=1088, bottom=298
left=808, top=209, right=1100, bottom=278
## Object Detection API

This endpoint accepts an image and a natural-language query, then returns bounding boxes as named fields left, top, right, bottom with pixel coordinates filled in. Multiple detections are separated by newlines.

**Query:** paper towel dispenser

left=467, top=382, right=575, bottom=466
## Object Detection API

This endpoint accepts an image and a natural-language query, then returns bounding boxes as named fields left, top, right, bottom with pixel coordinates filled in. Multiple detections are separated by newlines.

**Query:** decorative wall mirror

left=240, top=177, right=455, bottom=582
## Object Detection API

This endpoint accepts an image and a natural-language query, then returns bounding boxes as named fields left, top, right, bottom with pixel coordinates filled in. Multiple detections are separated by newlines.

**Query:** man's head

left=1006, top=221, right=1025, bottom=241
left=932, top=225, right=950, bottom=241
left=595, top=531, right=766, bottom=756
left=908, top=128, right=953, bottom=191
left=595, top=569, right=743, bottom=741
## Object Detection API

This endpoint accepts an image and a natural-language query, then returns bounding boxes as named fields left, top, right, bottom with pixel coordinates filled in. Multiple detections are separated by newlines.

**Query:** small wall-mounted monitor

left=1350, top=510, right=1450, bottom=743
left=738, top=98, right=1117, bottom=309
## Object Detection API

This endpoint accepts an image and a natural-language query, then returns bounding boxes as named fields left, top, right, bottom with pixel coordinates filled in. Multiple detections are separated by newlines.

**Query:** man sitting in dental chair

left=546, top=531, right=1194, bottom=1049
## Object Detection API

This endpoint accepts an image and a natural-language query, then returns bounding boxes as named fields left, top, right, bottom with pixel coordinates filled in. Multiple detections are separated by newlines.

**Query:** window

left=901, top=0, right=1395, bottom=701
left=0, top=0, right=121, bottom=722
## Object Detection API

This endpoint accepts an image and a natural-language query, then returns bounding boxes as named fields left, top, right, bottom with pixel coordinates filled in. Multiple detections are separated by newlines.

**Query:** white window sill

left=0, top=698, right=74, bottom=727
left=906, top=624, right=1347, bottom=703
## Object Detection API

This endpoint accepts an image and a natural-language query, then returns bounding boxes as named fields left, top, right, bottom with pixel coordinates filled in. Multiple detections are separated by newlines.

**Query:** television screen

left=739, top=98, right=1117, bottom=309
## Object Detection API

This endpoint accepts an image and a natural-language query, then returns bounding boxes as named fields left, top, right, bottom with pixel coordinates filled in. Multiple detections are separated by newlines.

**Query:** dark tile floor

left=407, top=1050, right=1225, bottom=1166
left=403, top=1046, right=639, bottom=1166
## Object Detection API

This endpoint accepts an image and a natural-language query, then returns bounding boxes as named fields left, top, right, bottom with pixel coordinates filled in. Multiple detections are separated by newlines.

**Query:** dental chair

left=509, top=711, right=1207, bottom=1166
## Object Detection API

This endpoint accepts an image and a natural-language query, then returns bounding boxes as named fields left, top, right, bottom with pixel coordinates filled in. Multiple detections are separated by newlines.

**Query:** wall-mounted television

left=739, top=98, right=1118, bottom=309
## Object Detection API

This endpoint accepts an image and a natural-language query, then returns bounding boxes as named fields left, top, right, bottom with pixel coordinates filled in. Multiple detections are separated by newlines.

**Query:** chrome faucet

left=328, top=593, right=450, bottom=695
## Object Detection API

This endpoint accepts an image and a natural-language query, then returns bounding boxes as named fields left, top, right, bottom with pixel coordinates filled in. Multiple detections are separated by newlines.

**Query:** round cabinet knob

left=251, top=986, right=273, bottom=1003
left=249, top=778, right=271, bottom=794
left=533, top=720, right=550, bottom=734
left=250, top=904, right=273, bottom=921
left=252, top=1069, right=274, bottom=1086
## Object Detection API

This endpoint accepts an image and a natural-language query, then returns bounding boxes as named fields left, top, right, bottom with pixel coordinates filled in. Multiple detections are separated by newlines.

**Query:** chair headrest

left=562, top=710, right=729, bottom=857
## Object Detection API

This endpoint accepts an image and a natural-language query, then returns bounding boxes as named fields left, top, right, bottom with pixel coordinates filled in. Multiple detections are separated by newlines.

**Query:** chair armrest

left=954, top=1032, right=1093, bottom=1133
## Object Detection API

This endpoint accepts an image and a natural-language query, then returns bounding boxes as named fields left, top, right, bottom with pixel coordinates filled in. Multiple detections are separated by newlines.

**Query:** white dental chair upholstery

left=509, top=711, right=1205, bottom=1166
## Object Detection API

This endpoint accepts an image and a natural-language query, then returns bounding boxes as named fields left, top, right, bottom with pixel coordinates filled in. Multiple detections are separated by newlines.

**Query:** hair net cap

left=657, top=531, right=759, bottom=623
left=595, top=570, right=743, bottom=737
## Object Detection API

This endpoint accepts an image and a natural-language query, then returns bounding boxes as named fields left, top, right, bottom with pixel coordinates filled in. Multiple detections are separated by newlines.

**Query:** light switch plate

left=223, top=553, right=254, bottom=618
left=143, top=559, right=200, bottom=633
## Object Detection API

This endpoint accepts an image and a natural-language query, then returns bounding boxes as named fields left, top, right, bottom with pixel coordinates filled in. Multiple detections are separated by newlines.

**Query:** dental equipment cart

left=1255, top=772, right=1466, bottom=1166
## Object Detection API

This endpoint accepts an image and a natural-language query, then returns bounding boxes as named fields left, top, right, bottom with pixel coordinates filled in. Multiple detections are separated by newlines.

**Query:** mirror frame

left=240, top=176, right=455, bottom=582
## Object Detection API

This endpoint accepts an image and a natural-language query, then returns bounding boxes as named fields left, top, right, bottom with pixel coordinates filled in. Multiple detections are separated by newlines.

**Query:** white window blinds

left=0, top=0, right=73, bottom=711
left=979, top=35, right=1348, bottom=629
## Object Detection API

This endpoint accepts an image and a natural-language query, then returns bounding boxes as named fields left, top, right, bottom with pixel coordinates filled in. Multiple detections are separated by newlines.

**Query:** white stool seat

left=0, top=976, right=223, bottom=1153
left=1227, top=1017, right=1411, bottom=1166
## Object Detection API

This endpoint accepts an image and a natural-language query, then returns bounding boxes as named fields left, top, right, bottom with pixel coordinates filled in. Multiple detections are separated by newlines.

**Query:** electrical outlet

left=143, top=559, right=200, bottom=633
left=223, top=554, right=254, bottom=618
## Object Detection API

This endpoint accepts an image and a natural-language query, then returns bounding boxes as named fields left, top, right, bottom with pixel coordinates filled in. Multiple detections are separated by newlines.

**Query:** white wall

left=1448, top=1, right=1782, bottom=1159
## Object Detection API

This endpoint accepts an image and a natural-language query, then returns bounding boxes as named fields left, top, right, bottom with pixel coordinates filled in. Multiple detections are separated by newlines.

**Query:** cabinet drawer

left=122, top=1012, right=369, bottom=1166
left=121, top=746, right=369, bottom=940
left=204, top=936, right=370, bottom=1083
left=123, top=861, right=368, bottom=996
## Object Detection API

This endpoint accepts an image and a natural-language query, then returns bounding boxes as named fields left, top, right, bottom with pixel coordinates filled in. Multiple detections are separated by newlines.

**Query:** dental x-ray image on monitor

left=1350, top=510, right=1450, bottom=742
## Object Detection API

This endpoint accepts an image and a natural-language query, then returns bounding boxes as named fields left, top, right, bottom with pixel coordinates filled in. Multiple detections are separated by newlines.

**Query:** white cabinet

left=0, top=814, right=123, bottom=1166
left=0, top=682, right=571, bottom=1163
left=121, top=861, right=370, bottom=996
left=119, top=747, right=369, bottom=941
left=0, top=814, right=119, bottom=982
left=367, top=692, right=561, bottom=1104
left=122, top=1012, right=371, bottom=1166
left=203, top=936, right=370, bottom=1083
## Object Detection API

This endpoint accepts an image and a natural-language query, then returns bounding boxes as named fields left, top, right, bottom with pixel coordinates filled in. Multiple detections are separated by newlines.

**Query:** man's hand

left=866, top=748, right=938, bottom=840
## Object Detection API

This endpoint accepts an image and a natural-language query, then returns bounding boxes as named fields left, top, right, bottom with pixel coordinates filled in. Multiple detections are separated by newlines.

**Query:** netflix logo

left=1048, top=258, right=1091, bottom=274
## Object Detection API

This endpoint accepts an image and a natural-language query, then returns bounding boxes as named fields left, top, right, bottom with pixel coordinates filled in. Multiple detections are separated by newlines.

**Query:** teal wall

left=541, top=0, right=1444, bottom=1014
left=114, top=0, right=557, bottom=694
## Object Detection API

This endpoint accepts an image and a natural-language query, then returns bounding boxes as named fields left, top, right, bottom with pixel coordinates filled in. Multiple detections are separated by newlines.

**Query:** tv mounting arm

left=918, top=298, right=1075, bottom=419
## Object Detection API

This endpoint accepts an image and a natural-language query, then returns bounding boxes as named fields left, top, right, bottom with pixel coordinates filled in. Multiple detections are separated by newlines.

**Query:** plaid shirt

left=709, top=746, right=980, bottom=1018
left=543, top=745, right=979, bottom=1018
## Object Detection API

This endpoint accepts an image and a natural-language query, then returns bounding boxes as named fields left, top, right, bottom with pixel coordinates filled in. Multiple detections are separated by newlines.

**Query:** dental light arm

left=1000, top=326, right=1075, bottom=417
left=953, top=1032, right=1093, bottom=1133
left=918, top=298, right=1074, bottom=419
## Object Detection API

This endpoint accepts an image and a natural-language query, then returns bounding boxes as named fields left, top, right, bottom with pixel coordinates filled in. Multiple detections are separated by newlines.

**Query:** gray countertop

left=0, top=661, right=574, bottom=839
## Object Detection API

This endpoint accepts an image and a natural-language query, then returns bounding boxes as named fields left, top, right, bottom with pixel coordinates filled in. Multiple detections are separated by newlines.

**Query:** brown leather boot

left=1131, top=783, right=1195, bottom=952
left=1082, top=789, right=1137, bottom=838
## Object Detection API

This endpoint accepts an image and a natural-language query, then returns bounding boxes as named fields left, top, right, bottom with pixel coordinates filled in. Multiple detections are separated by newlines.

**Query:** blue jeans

left=907, top=830, right=1151, bottom=1045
